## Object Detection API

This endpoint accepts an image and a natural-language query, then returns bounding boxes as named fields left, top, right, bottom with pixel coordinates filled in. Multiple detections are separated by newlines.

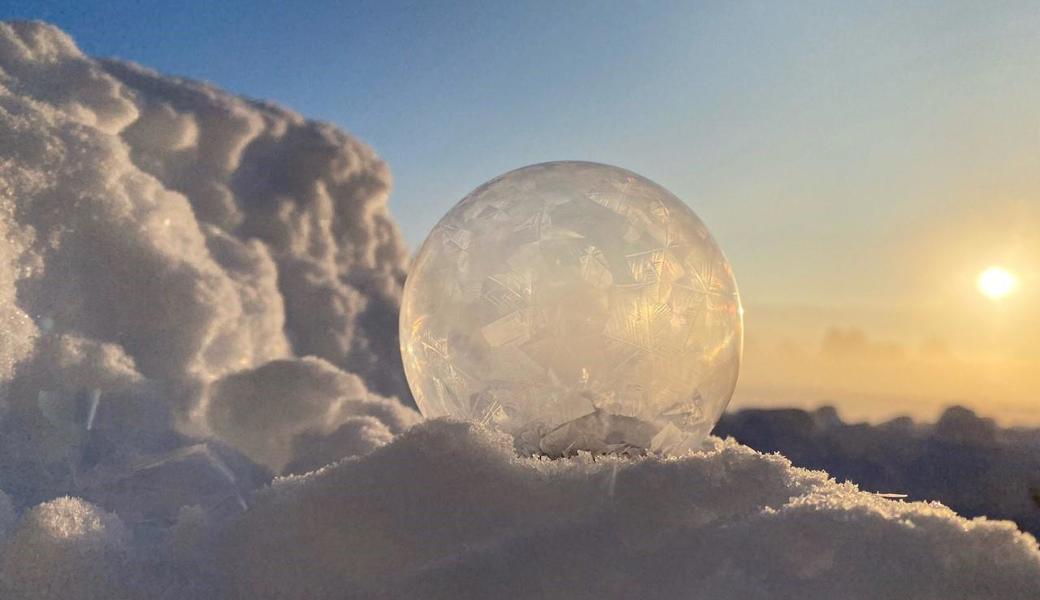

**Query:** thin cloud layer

left=0, top=21, right=1037, bottom=599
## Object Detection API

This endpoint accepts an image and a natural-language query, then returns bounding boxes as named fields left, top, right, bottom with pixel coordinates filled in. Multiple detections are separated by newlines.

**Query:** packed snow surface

left=0, top=21, right=1037, bottom=599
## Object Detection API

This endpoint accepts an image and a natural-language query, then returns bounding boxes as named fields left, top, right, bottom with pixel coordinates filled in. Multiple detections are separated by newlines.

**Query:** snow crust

left=0, top=21, right=1037, bottom=599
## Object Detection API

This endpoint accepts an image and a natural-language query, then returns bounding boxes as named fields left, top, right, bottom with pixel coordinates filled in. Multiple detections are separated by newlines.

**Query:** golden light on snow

left=977, top=266, right=1018, bottom=300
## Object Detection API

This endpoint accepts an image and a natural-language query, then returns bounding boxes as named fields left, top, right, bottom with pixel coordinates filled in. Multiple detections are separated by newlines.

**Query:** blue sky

left=5, top=1, right=1040, bottom=421
left=5, top=1, right=1039, bottom=314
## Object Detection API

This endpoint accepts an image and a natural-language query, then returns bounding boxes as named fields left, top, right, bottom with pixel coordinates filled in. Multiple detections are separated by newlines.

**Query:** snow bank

left=219, top=420, right=1040, bottom=600
left=0, top=20, right=1038, bottom=600
left=0, top=17, right=415, bottom=492
left=0, top=421, right=1036, bottom=599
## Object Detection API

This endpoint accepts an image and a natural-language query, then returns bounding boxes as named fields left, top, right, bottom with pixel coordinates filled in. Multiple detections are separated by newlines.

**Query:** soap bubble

left=400, top=162, right=742, bottom=455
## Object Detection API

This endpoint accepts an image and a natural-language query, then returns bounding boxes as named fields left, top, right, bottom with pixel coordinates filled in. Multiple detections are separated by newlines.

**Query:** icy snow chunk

left=76, top=442, right=268, bottom=537
left=0, top=497, right=130, bottom=600
left=205, top=357, right=419, bottom=472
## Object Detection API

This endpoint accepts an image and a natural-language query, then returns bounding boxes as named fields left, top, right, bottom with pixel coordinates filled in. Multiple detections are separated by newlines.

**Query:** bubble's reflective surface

left=400, top=162, right=742, bottom=455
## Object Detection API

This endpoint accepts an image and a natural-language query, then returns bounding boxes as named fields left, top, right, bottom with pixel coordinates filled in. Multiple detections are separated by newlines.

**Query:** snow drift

left=1, top=421, right=1038, bottom=599
left=222, top=421, right=1040, bottom=600
left=0, top=18, right=416, bottom=487
left=0, top=20, right=1037, bottom=599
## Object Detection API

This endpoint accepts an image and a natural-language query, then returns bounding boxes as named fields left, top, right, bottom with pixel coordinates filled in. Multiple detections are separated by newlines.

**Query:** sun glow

left=977, top=267, right=1018, bottom=300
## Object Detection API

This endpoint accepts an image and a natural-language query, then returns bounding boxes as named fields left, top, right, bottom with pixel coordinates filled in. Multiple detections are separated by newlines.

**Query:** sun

left=977, top=266, right=1018, bottom=300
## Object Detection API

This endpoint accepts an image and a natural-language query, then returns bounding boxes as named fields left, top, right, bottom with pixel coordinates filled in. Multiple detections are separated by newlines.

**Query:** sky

left=5, top=0, right=1039, bottom=423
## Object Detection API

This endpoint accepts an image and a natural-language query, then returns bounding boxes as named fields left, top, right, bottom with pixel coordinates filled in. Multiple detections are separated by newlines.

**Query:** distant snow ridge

left=716, top=405, right=1040, bottom=539
left=0, top=21, right=1038, bottom=600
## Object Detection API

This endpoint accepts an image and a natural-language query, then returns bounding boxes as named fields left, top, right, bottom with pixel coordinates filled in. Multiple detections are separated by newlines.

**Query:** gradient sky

left=6, top=1, right=1039, bottom=422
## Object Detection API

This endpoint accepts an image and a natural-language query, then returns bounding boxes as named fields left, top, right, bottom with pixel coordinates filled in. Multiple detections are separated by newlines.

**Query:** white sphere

left=400, top=162, right=742, bottom=455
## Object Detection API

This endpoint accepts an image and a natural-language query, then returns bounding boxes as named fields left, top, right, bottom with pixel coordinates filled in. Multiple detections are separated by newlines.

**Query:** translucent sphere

left=400, top=162, right=742, bottom=456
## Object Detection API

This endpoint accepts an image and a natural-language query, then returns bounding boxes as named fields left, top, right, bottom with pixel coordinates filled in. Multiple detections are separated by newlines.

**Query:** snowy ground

left=0, top=21, right=1037, bottom=599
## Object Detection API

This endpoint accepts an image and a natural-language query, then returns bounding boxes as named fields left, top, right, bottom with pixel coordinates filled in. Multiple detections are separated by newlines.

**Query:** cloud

left=819, top=326, right=906, bottom=361
left=736, top=322, right=1040, bottom=425
left=0, top=20, right=1037, bottom=599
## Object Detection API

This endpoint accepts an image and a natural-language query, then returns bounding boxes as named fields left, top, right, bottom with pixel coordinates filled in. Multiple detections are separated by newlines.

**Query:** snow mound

left=0, top=17, right=415, bottom=496
left=0, top=497, right=130, bottom=600
left=206, top=357, right=419, bottom=471
left=1, top=424, right=1036, bottom=598
left=221, top=420, right=1040, bottom=600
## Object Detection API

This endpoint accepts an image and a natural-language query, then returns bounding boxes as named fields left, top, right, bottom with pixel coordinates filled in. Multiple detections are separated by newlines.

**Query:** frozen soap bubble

left=400, top=162, right=742, bottom=456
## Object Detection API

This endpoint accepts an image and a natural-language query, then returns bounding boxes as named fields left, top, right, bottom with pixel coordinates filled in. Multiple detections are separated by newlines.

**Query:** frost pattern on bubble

left=400, top=162, right=742, bottom=455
